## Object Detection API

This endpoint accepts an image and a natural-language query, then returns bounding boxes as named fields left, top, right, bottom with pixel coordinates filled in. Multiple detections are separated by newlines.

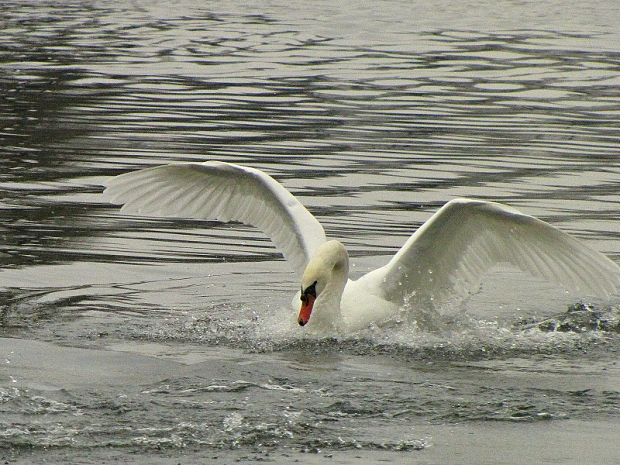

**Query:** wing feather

left=371, top=198, right=620, bottom=304
left=104, top=161, right=326, bottom=275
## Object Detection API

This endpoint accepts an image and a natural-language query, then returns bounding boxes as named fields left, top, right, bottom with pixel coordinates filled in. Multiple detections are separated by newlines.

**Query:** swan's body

left=104, top=161, right=620, bottom=333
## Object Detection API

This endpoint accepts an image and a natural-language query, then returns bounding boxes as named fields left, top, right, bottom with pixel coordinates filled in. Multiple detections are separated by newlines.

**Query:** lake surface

left=1, top=0, right=620, bottom=463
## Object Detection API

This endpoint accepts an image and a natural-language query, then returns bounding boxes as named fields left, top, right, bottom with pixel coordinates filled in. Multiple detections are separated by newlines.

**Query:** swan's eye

left=300, top=281, right=317, bottom=303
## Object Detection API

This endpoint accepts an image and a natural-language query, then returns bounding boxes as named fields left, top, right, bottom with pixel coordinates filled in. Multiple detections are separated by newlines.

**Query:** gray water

left=1, top=1, right=620, bottom=463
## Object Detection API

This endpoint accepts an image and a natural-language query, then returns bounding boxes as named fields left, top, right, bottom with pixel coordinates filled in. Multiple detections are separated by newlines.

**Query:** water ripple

left=1, top=2, right=620, bottom=457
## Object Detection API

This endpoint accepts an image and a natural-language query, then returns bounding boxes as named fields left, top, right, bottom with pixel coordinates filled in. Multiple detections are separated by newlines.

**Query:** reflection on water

left=1, top=0, right=620, bottom=459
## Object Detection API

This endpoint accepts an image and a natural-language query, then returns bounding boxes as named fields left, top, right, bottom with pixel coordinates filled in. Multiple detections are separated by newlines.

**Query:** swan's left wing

left=370, top=198, right=620, bottom=305
left=103, top=161, right=326, bottom=275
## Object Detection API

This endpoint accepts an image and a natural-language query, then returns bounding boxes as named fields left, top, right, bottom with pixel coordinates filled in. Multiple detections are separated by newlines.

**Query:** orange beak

left=298, top=294, right=315, bottom=326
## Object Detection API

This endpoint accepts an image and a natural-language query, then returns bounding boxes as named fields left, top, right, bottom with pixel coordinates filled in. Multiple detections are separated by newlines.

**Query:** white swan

left=104, top=161, right=620, bottom=333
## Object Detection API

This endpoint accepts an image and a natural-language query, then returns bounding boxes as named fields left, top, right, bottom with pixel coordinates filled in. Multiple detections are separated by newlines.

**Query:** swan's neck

left=309, top=277, right=348, bottom=332
left=301, top=240, right=349, bottom=333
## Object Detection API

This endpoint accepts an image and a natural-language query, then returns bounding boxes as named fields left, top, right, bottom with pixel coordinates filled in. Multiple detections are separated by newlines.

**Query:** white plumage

left=104, top=161, right=620, bottom=333
left=105, top=161, right=325, bottom=275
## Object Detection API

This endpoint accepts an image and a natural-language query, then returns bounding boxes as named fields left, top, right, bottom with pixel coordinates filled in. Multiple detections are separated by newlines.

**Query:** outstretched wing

left=103, top=161, right=326, bottom=275
left=369, top=198, right=620, bottom=304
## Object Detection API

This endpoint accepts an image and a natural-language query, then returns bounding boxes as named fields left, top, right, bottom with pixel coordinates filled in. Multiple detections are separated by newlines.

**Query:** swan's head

left=298, top=240, right=349, bottom=328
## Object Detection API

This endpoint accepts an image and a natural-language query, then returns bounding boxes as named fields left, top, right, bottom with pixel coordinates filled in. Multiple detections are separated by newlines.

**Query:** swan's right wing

left=103, top=161, right=326, bottom=275
left=371, top=198, right=620, bottom=305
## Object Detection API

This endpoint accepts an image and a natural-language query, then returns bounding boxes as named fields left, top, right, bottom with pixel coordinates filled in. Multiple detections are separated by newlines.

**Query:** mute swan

left=104, top=161, right=620, bottom=333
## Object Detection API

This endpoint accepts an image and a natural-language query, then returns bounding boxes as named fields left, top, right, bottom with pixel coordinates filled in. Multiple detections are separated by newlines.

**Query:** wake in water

left=138, top=297, right=620, bottom=362
left=2, top=284, right=619, bottom=457
left=3, top=278, right=618, bottom=362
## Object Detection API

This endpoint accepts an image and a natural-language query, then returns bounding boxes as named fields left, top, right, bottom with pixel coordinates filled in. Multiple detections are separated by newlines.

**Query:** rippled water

left=1, top=1, right=620, bottom=463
